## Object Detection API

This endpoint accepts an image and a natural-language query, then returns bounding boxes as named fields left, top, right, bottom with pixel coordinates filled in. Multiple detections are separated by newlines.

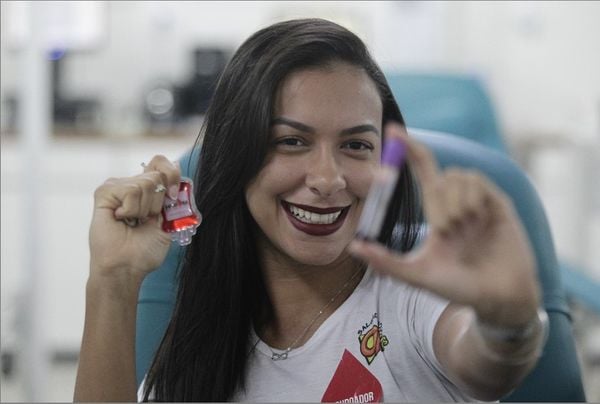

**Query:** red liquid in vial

left=162, top=215, right=199, bottom=233
left=161, top=179, right=201, bottom=245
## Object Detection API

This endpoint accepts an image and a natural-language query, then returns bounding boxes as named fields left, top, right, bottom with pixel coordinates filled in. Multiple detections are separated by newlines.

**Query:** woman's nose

left=305, top=151, right=346, bottom=197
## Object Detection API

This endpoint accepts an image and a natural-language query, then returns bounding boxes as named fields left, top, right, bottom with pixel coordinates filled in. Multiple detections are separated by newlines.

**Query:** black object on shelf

left=144, top=47, right=228, bottom=124
left=51, top=51, right=101, bottom=131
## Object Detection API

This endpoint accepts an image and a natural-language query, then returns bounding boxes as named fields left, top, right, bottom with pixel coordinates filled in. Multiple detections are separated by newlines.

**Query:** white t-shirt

left=233, top=267, right=473, bottom=402
left=139, top=267, right=475, bottom=402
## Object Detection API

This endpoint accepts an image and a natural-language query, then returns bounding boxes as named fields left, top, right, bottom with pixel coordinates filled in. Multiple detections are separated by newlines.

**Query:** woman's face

left=246, top=62, right=383, bottom=267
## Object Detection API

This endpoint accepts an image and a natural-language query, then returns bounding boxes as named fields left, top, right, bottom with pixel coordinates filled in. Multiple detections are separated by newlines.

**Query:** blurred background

left=1, top=1, right=599, bottom=401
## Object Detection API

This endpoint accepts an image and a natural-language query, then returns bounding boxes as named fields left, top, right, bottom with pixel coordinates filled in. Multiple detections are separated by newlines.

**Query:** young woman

left=74, top=18, right=546, bottom=402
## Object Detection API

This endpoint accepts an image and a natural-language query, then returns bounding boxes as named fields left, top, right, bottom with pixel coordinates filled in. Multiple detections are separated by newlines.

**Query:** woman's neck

left=257, top=243, right=366, bottom=350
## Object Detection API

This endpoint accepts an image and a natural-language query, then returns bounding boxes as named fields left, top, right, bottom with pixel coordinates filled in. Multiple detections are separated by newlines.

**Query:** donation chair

left=135, top=129, right=586, bottom=401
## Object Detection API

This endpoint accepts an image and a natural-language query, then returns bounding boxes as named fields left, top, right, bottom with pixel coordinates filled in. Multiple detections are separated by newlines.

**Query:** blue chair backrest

left=135, top=129, right=585, bottom=401
left=386, top=73, right=508, bottom=153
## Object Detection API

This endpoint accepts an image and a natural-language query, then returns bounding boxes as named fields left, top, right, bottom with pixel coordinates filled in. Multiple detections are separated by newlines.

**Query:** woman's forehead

left=273, top=63, right=383, bottom=127
left=278, top=62, right=375, bottom=94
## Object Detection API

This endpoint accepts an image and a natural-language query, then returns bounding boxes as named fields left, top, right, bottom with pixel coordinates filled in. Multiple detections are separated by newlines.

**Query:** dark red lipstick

left=281, top=201, right=350, bottom=236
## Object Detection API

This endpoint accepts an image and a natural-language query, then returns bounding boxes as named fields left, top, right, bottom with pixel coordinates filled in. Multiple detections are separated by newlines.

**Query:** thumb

left=348, top=240, right=429, bottom=288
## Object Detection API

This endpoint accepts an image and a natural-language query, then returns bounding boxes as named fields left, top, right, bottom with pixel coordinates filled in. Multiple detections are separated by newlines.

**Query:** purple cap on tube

left=382, top=137, right=406, bottom=167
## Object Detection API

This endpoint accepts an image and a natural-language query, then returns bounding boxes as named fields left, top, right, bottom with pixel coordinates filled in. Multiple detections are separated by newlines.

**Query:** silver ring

left=154, top=184, right=167, bottom=193
left=123, top=218, right=140, bottom=227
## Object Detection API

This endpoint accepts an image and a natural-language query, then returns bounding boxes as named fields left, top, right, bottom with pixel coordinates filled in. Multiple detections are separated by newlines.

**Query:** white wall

left=456, top=1, right=600, bottom=143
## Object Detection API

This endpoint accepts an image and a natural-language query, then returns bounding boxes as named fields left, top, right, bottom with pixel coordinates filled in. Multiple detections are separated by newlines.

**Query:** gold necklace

left=268, top=266, right=364, bottom=361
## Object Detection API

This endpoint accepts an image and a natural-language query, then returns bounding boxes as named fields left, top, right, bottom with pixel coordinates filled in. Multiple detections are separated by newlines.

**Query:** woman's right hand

left=89, top=155, right=181, bottom=282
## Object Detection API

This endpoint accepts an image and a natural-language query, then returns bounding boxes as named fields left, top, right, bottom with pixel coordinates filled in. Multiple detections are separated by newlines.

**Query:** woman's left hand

left=349, top=123, right=541, bottom=328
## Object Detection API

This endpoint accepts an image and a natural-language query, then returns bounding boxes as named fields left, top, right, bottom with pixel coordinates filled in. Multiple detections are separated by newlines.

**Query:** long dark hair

left=143, top=18, right=420, bottom=401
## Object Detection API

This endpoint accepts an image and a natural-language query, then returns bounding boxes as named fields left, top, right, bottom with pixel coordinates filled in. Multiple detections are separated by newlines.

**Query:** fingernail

left=169, top=185, right=179, bottom=199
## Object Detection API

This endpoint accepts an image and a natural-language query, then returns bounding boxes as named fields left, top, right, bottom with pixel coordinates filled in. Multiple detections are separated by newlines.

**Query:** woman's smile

left=281, top=200, right=351, bottom=236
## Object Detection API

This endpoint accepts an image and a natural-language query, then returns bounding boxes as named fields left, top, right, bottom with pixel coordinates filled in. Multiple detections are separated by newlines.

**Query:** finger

left=383, top=121, right=408, bottom=143
left=389, top=126, right=440, bottom=192
left=136, top=173, right=165, bottom=218
left=463, top=171, right=488, bottom=221
left=113, top=183, right=143, bottom=219
left=439, top=169, right=468, bottom=232
left=433, top=169, right=507, bottom=236
left=102, top=176, right=158, bottom=221
left=422, top=182, right=448, bottom=234
left=466, top=170, right=515, bottom=222
left=349, top=239, right=482, bottom=305
left=348, top=239, right=427, bottom=288
left=150, top=186, right=168, bottom=217
left=144, top=155, right=181, bottom=199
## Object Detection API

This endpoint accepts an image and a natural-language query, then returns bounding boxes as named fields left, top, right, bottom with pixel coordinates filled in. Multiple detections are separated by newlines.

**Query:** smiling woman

left=74, top=18, right=546, bottom=403
left=246, top=63, right=383, bottom=266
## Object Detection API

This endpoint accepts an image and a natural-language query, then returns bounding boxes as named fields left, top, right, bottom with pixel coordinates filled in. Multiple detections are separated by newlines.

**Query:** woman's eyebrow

left=271, top=117, right=315, bottom=133
left=271, top=117, right=379, bottom=136
left=340, top=124, right=379, bottom=136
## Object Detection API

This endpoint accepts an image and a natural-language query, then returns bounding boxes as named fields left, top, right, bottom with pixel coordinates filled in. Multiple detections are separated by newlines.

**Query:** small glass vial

left=161, top=177, right=202, bottom=246
left=356, top=137, right=406, bottom=241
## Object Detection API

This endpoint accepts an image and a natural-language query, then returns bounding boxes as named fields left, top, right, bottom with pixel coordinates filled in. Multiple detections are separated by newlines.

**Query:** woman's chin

left=285, top=246, right=351, bottom=268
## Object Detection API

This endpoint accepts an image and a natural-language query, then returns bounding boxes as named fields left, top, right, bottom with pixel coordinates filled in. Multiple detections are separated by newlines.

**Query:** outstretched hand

left=349, top=123, right=541, bottom=328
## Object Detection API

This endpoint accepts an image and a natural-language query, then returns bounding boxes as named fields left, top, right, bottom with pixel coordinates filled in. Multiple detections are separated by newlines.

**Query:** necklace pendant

left=271, top=351, right=288, bottom=361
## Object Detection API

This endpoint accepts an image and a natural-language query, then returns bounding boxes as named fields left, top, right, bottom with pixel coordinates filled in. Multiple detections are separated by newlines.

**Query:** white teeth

left=288, top=204, right=342, bottom=225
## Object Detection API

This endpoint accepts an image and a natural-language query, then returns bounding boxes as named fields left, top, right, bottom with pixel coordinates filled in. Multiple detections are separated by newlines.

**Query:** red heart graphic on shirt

left=321, top=349, right=383, bottom=403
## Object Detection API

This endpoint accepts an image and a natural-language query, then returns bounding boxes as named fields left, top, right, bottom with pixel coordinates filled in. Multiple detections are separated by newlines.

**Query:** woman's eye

left=274, top=137, right=305, bottom=147
left=343, top=141, right=373, bottom=151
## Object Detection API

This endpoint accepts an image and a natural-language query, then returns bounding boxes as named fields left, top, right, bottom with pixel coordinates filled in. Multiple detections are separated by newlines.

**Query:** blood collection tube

left=355, top=137, right=406, bottom=241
